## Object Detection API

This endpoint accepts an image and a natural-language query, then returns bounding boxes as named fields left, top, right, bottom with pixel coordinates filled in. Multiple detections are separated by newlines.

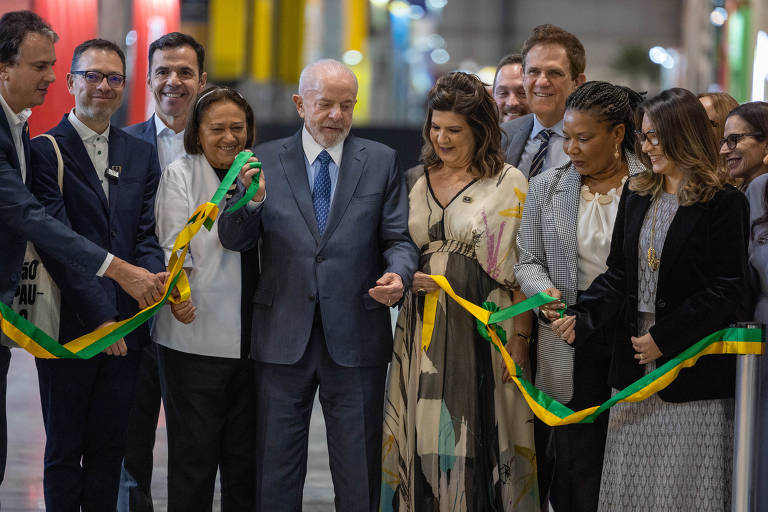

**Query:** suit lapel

left=145, top=116, right=158, bottom=148
left=511, top=116, right=534, bottom=169
left=319, top=137, right=365, bottom=249
left=107, top=128, right=125, bottom=220
left=552, top=166, right=580, bottom=292
left=59, top=117, right=109, bottom=213
left=280, top=132, right=321, bottom=243
left=656, top=201, right=704, bottom=284
left=626, top=192, right=651, bottom=288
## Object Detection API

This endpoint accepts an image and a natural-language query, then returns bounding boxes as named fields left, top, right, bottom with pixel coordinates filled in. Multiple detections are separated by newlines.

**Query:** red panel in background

left=28, top=0, right=98, bottom=136
left=128, top=0, right=180, bottom=125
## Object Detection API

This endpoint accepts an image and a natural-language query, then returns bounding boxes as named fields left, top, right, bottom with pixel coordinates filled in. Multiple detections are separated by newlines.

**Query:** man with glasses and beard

left=30, top=39, right=167, bottom=511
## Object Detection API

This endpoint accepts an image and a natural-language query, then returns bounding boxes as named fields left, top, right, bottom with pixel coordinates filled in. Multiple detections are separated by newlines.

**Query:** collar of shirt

left=529, top=115, right=565, bottom=141
left=154, top=112, right=183, bottom=138
left=301, top=125, right=344, bottom=166
left=0, top=92, right=31, bottom=129
left=68, top=109, right=110, bottom=143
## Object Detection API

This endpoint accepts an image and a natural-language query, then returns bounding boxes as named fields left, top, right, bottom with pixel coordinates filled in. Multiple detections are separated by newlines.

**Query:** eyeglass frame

left=719, top=132, right=765, bottom=150
left=634, top=129, right=660, bottom=146
left=70, top=70, right=126, bottom=88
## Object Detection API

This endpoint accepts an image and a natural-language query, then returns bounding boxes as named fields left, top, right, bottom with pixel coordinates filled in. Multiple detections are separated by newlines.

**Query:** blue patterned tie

left=528, top=128, right=554, bottom=180
left=313, top=150, right=332, bottom=233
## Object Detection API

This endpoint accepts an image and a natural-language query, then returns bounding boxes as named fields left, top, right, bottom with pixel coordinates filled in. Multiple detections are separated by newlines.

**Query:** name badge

left=104, top=165, right=121, bottom=183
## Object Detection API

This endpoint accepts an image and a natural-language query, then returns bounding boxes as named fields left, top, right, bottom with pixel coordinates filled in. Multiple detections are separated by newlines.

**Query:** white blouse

left=152, top=153, right=242, bottom=358
left=576, top=177, right=626, bottom=290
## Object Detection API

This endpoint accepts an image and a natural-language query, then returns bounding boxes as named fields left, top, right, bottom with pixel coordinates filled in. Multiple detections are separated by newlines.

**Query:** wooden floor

left=0, top=350, right=336, bottom=511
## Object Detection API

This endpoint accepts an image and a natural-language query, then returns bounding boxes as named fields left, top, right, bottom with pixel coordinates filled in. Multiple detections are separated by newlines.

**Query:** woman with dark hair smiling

left=381, top=72, right=537, bottom=510
left=721, top=101, right=768, bottom=190
left=551, top=88, right=749, bottom=510
left=515, top=81, right=645, bottom=512
left=152, top=85, right=259, bottom=510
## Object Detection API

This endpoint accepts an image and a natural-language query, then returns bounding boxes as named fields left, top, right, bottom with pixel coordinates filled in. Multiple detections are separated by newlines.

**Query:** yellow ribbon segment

left=1, top=316, right=56, bottom=358
left=419, top=273, right=764, bottom=426
left=0, top=200, right=216, bottom=358
left=420, top=275, right=491, bottom=352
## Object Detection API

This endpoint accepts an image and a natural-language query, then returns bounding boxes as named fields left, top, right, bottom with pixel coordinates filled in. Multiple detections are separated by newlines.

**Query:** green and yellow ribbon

left=420, top=274, right=764, bottom=426
left=0, top=152, right=260, bottom=359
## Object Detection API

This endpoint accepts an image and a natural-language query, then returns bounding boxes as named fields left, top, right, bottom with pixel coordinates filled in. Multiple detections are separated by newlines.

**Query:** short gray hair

left=297, top=59, right=358, bottom=96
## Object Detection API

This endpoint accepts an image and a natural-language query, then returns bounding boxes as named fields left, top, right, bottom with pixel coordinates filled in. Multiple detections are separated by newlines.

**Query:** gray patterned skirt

left=598, top=313, right=734, bottom=511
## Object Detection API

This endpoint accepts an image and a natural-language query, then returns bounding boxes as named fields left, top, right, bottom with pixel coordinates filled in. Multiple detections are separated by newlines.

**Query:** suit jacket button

left=656, top=299, right=666, bottom=309
left=111, top=230, right=117, bottom=238
left=315, top=256, right=323, bottom=263
left=309, top=295, right=316, bottom=302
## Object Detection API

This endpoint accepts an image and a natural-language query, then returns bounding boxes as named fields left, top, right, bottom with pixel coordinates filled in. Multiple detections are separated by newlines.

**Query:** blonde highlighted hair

left=630, top=88, right=725, bottom=206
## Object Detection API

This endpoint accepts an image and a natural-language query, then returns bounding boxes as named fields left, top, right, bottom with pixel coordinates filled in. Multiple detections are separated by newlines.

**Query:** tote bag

left=2, top=134, right=64, bottom=347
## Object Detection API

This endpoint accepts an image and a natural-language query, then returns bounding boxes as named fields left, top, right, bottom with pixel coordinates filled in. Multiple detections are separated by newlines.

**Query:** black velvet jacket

left=568, top=182, right=749, bottom=402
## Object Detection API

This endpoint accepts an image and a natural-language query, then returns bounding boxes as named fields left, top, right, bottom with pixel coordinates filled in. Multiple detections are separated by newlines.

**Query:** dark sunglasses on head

left=719, top=132, right=765, bottom=150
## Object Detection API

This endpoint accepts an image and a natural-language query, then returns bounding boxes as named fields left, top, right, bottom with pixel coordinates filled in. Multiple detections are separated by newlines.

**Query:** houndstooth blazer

left=514, top=150, right=647, bottom=402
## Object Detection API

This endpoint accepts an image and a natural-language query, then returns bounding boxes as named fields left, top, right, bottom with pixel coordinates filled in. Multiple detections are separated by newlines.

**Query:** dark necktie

left=313, top=150, right=332, bottom=233
left=528, top=128, right=554, bottom=180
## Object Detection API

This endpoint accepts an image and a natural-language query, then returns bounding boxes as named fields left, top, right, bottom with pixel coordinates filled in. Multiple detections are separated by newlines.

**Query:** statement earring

left=614, top=143, right=620, bottom=161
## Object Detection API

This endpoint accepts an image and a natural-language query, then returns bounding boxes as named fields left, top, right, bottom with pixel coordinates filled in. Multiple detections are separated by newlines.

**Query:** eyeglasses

left=70, top=70, right=126, bottom=88
left=634, top=129, right=659, bottom=146
left=719, top=132, right=765, bottom=150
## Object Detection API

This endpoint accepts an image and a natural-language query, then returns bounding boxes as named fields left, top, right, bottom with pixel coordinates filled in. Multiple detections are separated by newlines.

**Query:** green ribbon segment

left=476, top=290, right=764, bottom=424
left=0, top=151, right=257, bottom=359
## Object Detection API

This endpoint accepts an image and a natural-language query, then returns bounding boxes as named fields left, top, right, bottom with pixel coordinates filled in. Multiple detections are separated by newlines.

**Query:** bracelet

left=516, top=331, right=532, bottom=343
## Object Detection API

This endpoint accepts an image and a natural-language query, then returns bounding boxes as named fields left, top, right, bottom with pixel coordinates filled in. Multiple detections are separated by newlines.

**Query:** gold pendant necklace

left=647, top=200, right=660, bottom=271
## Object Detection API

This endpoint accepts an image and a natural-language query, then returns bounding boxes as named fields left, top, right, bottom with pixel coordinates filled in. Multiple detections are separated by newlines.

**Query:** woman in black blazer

left=552, top=88, right=749, bottom=511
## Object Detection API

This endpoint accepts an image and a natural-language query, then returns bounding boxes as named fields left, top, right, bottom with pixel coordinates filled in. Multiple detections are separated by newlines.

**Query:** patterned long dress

left=381, top=164, right=538, bottom=511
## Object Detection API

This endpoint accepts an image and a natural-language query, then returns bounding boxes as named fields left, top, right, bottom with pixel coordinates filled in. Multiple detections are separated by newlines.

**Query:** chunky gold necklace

left=647, top=200, right=660, bottom=271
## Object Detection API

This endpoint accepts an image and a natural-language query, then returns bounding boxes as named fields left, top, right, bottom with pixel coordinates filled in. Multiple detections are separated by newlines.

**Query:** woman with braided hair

left=552, top=88, right=748, bottom=510
left=515, top=81, right=646, bottom=511
left=381, top=71, right=538, bottom=511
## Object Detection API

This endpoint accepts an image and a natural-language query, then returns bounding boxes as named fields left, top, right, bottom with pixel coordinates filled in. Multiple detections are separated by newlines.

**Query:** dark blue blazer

left=123, top=116, right=156, bottom=148
left=218, top=131, right=419, bottom=367
left=0, top=108, right=106, bottom=306
left=30, top=115, right=165, bottom=348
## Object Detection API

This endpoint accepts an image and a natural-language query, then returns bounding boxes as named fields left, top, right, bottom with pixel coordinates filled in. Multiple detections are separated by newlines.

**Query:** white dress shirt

left=67, top=109, right=114, bottom=273
left=518, top=116, right=569, bottom=176
left=68, top=109, right=111, bottom=201
left=154, top=113, right=186, bottom=172
left=153, top=153, right=242, bottom=358
left=0, top=92, right=31, bottom=183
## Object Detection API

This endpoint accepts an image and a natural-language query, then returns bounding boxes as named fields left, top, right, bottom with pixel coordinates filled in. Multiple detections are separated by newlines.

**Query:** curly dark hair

left=421, top=72, right=504, bottom=179
left=565, top=81, right=645, bottom=153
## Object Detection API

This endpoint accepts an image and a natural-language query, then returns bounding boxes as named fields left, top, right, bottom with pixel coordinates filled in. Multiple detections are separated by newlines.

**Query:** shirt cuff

left=95, top=253, right=115, bottom=277
left=246, top=190, right=266, bottom=211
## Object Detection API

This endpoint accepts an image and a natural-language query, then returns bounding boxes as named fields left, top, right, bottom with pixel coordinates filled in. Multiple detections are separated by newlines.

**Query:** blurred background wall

left=2, top=0, right=768, bottom=167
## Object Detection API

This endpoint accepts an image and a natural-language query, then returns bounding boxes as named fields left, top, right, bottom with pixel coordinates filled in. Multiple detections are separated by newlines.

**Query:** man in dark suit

left=30, top=39, right=166, bottom=511
left=0, top=10, right=164, bottom=490
left=119, top=32, right=206, bottom=512
left=218, top=59, right=418, bottom=511
left=501, top=24, right=586, bottom=178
